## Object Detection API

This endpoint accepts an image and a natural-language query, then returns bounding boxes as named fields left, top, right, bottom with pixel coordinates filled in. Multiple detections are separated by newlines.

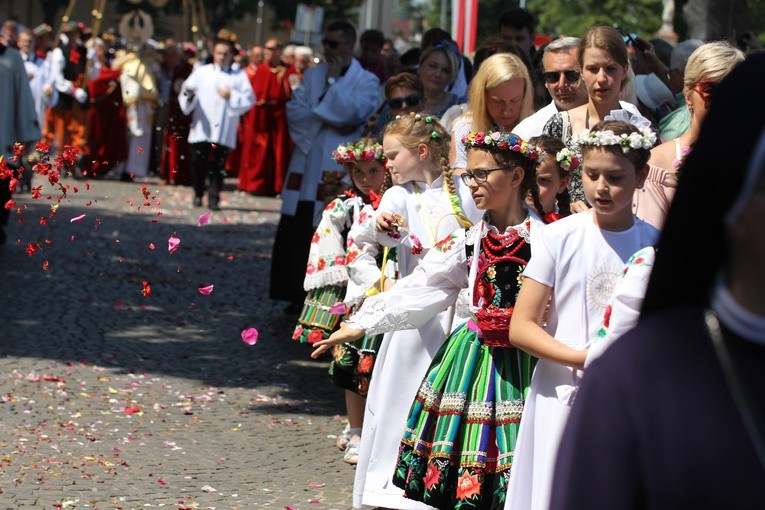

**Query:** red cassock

left=159, top=62, right=193, bottom=185
left=233, top=62, right=298, bottom=196
left=85, top=67, right=128, bottom=177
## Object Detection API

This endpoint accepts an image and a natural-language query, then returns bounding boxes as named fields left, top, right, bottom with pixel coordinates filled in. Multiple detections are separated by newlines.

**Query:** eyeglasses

left=264, top=45, right=279, bottom=51
left=388, top=94, right=422, bottom=110
left=322, top=38, right=347, bottom=49
left=460, top=166, right=512, bottom=186
left=542, top=70, right=581, bottom=84
left=693, top=81, right=717, bottom=109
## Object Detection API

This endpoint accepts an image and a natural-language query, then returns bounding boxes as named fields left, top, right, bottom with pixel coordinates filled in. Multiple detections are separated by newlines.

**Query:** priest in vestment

left=235, top=39, right=298, bottom=196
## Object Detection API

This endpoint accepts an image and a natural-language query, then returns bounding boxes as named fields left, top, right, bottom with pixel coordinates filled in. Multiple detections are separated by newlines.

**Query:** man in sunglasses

left=514, top=36, right=588, bottom=141
left=271, top=19, right=379, bottom=313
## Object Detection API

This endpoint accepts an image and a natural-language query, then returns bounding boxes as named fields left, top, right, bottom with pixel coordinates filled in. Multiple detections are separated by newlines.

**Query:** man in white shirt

left=179, top=38, right=255, bottom=210
left=270, top=19, right=380, bottom=312
left=513, top=37, right=588, bottom=141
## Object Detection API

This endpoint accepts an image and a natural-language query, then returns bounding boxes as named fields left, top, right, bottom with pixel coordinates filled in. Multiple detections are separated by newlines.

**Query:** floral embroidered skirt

left=329, top=332, right=383, bottom=397
left=292, top=285, right=346, bottom=344
left=392, top=321, right=536, bottom=510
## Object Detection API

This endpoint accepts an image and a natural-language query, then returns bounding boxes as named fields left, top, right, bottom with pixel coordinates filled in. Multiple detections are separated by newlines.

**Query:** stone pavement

left=0, top=175, right=356, bottom=509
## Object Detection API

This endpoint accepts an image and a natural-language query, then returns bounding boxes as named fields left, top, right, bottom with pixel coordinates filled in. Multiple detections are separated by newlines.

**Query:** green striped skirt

left=392, top=320, right=536, bottom=510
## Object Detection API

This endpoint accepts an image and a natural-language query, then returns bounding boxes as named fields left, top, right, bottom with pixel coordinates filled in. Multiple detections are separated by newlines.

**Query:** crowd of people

left=1, top=6, right=764, bottom=509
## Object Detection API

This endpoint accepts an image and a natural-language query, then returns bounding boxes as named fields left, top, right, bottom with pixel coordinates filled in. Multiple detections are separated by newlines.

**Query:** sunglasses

left=264, top=45, right=279, bottom=51
left=388, top=94, right=422, bottom=110
left=460, top=166, right=512, bottom=186
left=322, top=38, right=347, bottom=49
left=542, top=70, right=581, bottom=84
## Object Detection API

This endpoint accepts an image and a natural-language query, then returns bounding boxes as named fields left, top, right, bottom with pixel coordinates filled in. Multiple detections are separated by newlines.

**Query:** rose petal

left=70, top=214, right=86, bottom=223
left=328, top=302, right=346, bottom=314
left=241, top=328, right=259, bottom=345
left=197, top=212, right=211, bottom=226
left=198, top=284, right=214, bottom=295
left=168, top=235, right=180, bottom=253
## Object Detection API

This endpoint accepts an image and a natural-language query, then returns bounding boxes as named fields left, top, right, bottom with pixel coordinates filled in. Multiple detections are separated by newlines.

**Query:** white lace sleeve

left=344, top=204, right=383, bottom=307
left=346, top=230, right=469, bottom=336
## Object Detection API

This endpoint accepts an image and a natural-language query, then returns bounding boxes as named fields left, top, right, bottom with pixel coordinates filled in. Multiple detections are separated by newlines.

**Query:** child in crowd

left=313, top=113, right=482, bottom=509
left=505, top=115, right=660, bottom=510
left=528, top=135, right=575, bottom=221
left=292, top=138, right=390, bottom=464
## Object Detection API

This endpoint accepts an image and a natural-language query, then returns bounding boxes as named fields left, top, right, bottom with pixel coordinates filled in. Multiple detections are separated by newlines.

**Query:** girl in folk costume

left=527, top=135, right=576, bottom=221
left=505, top=114, right=661, bottom=510
left=292, top=138, right=391, bottom=464
left=312, top=114, right=482, bottom=510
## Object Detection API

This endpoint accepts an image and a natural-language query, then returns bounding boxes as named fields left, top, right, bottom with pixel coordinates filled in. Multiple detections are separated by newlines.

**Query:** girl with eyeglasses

left=315, top=130, right=548, bottom=510
left=451, top=53, right=535, bottom=175
left=641, top=41, right=744, bottom=229
left=542, top=25, right=644, bottom=213
left=312, top=113, right=482, bottom=510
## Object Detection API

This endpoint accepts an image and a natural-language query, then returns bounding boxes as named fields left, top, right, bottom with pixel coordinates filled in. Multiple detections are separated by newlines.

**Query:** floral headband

left=461, top=131, right=544, bottom=163
left=394, top=112, right=442, bottom=139
left=331, top=141, right=386, bottom=165
left=555, top=147, right=580, bottom=172
left=571, top=110, right=657, bottom=153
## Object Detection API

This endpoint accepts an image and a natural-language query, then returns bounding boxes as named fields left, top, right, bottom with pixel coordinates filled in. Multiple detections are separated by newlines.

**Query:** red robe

left=234, top=61, right=297, bottom=196
left=85, top=67, right=128, bottom=177
left=159, top=61, right=193, bottom=185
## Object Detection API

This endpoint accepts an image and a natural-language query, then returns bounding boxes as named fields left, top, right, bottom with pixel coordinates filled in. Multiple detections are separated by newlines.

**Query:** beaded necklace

left=480, top=216, right=531, bottom=263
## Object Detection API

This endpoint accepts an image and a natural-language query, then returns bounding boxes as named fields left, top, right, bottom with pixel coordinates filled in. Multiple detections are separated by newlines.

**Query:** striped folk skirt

left=392, top=321, right=536, bottom=510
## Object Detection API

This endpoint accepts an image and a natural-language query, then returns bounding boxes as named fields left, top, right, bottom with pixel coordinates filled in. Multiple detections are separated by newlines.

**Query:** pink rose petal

left=70, top=214, right=86, bottom=223
left=197, top=212, right=211, bottom=226
left=198, top=284, right=214, bottom=295
left=329, top=302, right=347, bottom=314
left=241, top=328, right=259, bottom=345
left=168, top=235, right=180, bottom=253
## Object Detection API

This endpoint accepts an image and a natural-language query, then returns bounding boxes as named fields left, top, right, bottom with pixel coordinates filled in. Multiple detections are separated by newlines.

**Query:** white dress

left=505, top=211, right=659, bottom=510
left=350, top=176, right=482, bottom=509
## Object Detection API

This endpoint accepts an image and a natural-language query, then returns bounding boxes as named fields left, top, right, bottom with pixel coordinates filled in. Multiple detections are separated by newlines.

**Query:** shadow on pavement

left=0, top=189, right=345, bottom=417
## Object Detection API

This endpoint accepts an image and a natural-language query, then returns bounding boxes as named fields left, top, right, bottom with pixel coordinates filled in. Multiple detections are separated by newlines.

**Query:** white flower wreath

left=571, top=109, right=657, bottom=154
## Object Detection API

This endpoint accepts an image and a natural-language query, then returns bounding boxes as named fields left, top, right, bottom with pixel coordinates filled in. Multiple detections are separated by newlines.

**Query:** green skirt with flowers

left=392, top=321, right=536, bottom=510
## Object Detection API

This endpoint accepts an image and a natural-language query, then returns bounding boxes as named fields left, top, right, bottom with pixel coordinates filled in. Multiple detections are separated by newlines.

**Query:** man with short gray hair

left=514, top=36, right=588, bottom=140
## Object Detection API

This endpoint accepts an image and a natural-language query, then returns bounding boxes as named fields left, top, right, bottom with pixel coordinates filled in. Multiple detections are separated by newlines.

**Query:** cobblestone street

left=0, top=175, right=354, bottom=509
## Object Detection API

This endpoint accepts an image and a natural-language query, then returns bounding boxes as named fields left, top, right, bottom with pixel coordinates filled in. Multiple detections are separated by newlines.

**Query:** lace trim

left=345, top=297, right=416, bottom=336
left=303, top=267, right=349, bottom=291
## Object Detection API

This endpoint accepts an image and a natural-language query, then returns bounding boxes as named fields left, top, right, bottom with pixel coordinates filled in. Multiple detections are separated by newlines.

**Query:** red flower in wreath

left=455, top=470, right=481, bottom=500
left=423, top=463, right=441, bottom=490
left=292, top=325, right=304, bottom=340
left=307, top=329, right=324, bottom=344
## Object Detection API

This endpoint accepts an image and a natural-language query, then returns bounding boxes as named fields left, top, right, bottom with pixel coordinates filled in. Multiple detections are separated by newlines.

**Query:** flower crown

left=331, top=141, right=386, bottom=165
left=555, top=147, right=580, bottom=172
left=461, top=131, right=544, bottom=163
left=571, top=110, right=657, bottom=154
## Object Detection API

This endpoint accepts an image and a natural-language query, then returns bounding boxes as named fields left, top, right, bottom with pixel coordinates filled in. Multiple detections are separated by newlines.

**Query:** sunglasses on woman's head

left=388, top=94, right=422, bottom=110
left=542, top=70, right=581, bottom=84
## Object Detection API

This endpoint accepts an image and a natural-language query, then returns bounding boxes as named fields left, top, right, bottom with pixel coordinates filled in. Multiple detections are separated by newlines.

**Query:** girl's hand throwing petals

left=311, top=322, right=366, bottom=359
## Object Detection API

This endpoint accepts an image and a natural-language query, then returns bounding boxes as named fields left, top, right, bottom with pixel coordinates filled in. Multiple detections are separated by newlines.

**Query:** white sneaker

left=343, top=442, right=359, bottom=464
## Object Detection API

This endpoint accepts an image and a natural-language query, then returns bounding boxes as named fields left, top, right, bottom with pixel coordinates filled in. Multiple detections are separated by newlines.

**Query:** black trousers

left=269, top=200, right=316, bottom=304
left=190, top=142, right=230, bottom=203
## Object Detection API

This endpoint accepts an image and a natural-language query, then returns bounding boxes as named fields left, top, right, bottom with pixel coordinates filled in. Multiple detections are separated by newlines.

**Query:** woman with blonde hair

left=639, top=41, right=744, bottom=229
left=451, top=52, right=535, bottom=173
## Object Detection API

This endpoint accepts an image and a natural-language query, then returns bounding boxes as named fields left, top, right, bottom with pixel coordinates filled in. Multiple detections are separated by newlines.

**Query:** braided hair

left=384, top=114, right=472, bottom=226
left=529, top=135, right=572, bottom=217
